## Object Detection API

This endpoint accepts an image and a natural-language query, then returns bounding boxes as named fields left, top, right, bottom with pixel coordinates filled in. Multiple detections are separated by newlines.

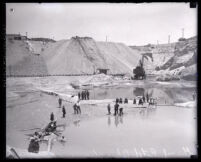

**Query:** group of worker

left=28, top=120, right=57, bottom=153
left=28, top=97, right=68, bottom=154
left=73, top=101, right=81, bottom=114
left=78, top=90, right=90, bottom=100
left=116, top=98, right=128, bottom=104
left=133, top=96, right=156, bottom=106
left=107, top=100, right=124, bottom=116
left=59, top=96, right=82, bottom=115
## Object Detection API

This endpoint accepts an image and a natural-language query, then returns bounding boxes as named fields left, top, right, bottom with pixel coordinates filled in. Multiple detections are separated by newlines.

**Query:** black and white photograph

left=5, top=2, right=197, bottom=158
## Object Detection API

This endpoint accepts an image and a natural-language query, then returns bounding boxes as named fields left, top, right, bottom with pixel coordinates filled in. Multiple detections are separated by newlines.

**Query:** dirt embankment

left=6, top=36, right=141, bottom=76
left=130, top=36, right=197, bottom=81
left=6, top=39, right=49, bottom=76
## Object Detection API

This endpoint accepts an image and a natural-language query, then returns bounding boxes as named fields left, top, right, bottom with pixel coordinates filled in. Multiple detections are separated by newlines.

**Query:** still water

left=50, top=106, right=197, bottom=158
left=89, top=86, right=195, bottom=105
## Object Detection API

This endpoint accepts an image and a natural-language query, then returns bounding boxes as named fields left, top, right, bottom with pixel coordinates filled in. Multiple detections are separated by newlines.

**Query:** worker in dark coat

left=119, top=98, right=122, bottom=104
left=142, top=95, right=146, bottom=103
left=50, top=112, right=54, bottom=122
left=58, top=98, right=62, bottom=108
left=78, top=92, right=81, bottom=100
left=86, top=90, right=90, bottom=100
left=139, top=98, right=143, bottom=105
left=146, top=93, right=149, bottom=103
left=45, top=120, right=57, bottom=133
left=62, top=106, right=66, bottom=118
left=77, top=102, right=81, bottom=114
left=28, top=132, right=40, bottom=153
left=124, top=98, right=128, bottom=104
left=133, top=98, right=136, bottom=104
left=83, top=91, right=86, bottom=100
left=81, top=91, right=84, bottom=100
left=116, top=98, right=119, bottom=104
left=114, top=102, right=119, bottom=115
left=107, top=103, right=111, bottom=115
left=73, top=104, right=77, bottom=114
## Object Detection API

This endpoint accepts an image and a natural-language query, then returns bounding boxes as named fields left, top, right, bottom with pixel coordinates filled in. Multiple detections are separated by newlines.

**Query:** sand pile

left=43, top=37, right=141, bottom=75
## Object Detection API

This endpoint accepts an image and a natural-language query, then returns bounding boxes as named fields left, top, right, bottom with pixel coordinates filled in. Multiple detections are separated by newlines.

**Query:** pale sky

left=6, top=3, right=197, bottom=46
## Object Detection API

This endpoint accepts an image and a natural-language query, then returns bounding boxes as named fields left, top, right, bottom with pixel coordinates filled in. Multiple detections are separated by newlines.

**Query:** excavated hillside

left=6, top=36, right=141, bottom=76
left=6, top=39, right=49, bottom=76
left=97, top=42, right=140, bottom=73
left=43, top=37, right=141, bottom=75
left=130, top=36, right=197, bottom=80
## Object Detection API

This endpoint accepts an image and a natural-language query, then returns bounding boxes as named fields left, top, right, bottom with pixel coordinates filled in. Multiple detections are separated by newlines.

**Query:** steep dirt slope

left=130, top=36, right=197, bottom=80
left=6, top=39, right=48, bottom=76
left=43, top=37, right=141, bottom=75
left=97, top=42, right=141, bottom=74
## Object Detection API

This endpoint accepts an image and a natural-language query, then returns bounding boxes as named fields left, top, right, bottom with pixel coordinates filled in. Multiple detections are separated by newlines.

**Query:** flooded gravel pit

left=6, top=77, right=197, bottom=158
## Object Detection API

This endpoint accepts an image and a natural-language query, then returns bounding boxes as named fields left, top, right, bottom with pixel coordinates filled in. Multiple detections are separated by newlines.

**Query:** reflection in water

left=139, top=107, right=157, bottom=119
left=73, top=120, right=81, bottom=127
left=114, top=115, right=119, bottom=127
left=119, top=115, right=123, bottom=124
left=90, top=85, right=195, bottom=105
left=110, top=115, right=124, bottom=127
left=107, top=115, right=111, bottom=126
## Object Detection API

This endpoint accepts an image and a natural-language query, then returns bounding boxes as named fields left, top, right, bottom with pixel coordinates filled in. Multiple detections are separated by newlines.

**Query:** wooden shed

left=96, top=68, right=110, bottom=75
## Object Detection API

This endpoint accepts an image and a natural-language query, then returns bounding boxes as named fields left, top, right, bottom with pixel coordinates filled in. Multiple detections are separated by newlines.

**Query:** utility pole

left=168, top=35, right=170, bottom=44
left=182, top=28, right=184, bottom=38
left=106, top=36, right=107, bottom=42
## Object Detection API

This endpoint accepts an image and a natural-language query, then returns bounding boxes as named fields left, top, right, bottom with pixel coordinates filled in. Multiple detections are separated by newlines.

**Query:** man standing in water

left=73, top=104, right=77, bottom=114
left=86, top=90, right=90, bottom=100
left=107, top=103, right=111, bottom=115
left=114, top=102, right=119, bottom=115
left=81, top=91, right=84, bottom=100
left=28, top=132, right=40, bottom=153
left=77, top=101, right=81, bottom=114
left=50, top=112, right=54, bottom=122
left=142, top=94, right=146, bottom=103
left=146, top=93, right=149, bottom=103
left=133, top=98, right=136, bottom=104
left=58, top=97, right=62, bottom=108
left=62, top=106, right=66, bottom=118
left=78, top=92, right=81, bottom=100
